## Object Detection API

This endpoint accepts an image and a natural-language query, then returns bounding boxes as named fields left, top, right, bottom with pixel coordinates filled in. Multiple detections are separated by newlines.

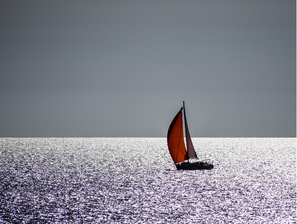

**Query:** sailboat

left=167, top=101, right=214, bottom=170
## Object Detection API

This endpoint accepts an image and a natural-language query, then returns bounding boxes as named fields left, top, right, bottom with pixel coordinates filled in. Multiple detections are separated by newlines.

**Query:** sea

left=0, top=138, right=296, bottom=223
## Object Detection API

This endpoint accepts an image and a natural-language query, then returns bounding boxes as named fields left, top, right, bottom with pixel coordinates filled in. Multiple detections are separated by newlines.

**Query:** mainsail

left=183, top=103, right=198, bottom=159
left=167, top=108, right=188, bottom=164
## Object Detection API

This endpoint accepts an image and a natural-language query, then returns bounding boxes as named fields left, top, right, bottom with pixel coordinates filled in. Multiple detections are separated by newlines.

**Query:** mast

left=183, top=101, right=198, bottom=159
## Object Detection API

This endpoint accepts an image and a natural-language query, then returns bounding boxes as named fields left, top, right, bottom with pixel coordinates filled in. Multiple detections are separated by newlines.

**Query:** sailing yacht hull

left=176, top=162, right=214, bottom=170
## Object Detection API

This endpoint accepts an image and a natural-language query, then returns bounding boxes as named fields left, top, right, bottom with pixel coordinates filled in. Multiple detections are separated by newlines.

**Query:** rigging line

left=185, top=105, right=199, bottom=137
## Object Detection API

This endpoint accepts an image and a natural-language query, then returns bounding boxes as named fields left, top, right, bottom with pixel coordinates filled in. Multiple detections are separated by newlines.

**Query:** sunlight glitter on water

left=0, top=138, right=296, bottom=223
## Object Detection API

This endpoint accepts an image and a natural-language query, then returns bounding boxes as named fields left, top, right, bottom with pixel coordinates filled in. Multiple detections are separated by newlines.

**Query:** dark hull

left=176, top=162, right=214, bottom=170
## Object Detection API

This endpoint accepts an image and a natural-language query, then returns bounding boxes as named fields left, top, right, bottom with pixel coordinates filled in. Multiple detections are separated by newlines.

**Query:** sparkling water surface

left=0, top=138, right=296, bottom=223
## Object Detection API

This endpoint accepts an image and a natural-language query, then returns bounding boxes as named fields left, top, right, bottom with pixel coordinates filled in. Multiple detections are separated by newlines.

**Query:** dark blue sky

left=0, top=0, right=296, bottom=137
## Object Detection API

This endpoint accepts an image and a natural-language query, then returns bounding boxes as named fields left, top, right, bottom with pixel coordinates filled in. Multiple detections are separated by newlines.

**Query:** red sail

left=167, top=108, right=188, bottom=164
left=184, top=107, right=198, bottom=159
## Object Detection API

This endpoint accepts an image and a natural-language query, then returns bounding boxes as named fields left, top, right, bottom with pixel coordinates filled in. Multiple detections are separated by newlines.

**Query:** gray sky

left=0, top=0, right=296, bottom=137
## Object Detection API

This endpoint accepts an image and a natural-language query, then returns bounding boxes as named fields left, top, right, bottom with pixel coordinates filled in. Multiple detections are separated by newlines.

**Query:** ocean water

left=0, top=138, right=296, bottom=223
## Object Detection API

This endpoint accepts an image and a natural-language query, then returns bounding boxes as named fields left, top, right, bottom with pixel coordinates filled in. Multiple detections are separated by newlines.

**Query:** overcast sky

left=0, top=0, right=296, bottom=137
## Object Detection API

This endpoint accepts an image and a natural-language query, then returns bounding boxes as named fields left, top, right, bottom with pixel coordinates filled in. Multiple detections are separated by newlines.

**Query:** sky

left=0, top=0, right=296, bottom=137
